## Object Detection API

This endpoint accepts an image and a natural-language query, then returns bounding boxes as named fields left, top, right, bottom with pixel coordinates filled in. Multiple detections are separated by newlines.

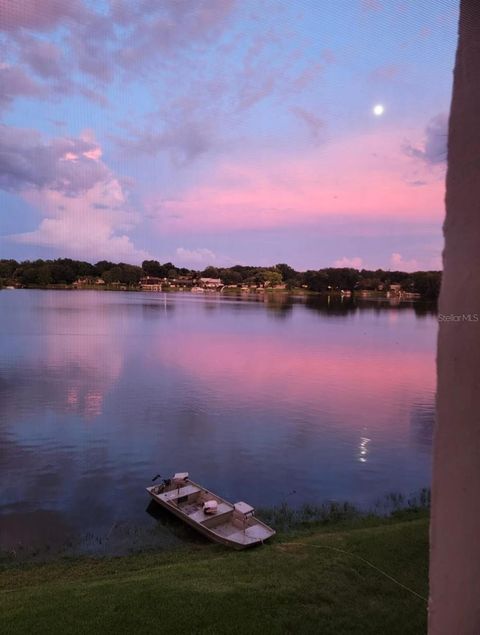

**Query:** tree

left=18, top=266, right=40, bottom=285
left=323, top=268, right=360, bottom=291
left=303, top=270, right=329, bottom=292
left=119, top=264, right=143, bottom=284
left=221, top=270, right=243, bottom=285
left=103, top=264, right=142, bottom=284
left=357, top=277, right=382, bottom=290
left=411, top=272, right=441, bottom=299
left=37, top=265, right=53, bottom=286
left=201, top=266, right=220, bottom=278
left=0, top=259, right=19, bottom=280
left=142, top=260, right=163, bottom=277
left=275, top=263, right=297, bottom=282
left=262, top=270, right=283, bottom=287
left=95, top=261, right=116, bottom=276
left=102, top=266, right=123, bottom=283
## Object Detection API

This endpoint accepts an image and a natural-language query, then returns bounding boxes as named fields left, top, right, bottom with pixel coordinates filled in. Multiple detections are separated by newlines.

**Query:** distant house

left=172, top=276, right=196, bottom=288
left=139, top=276, right=165, bottom=291
left=199, top=277, right=223, bottom=289
left=385, top=283, right=405, bottom=299
left=389, top=284, right=402, bottom=295
left=73, top=277, right=105, bottom=288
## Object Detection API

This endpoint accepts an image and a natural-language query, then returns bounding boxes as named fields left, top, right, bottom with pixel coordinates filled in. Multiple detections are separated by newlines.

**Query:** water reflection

left=305, top=295, right=358, bottom=316
left=0, top=290, right=436, bottom=553
left=409, top=400, right=435, bottom=452
left=358, top=437, right=371, bottom=463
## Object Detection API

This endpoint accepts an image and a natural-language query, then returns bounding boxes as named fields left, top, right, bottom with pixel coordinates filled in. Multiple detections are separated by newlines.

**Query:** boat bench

left=159, top=485, right=201, bottom=502
left=188, top=502, right=233, bottom=524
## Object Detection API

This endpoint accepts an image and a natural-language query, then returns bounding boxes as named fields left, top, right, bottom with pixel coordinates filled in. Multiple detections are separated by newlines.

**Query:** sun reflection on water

left=358, top=436, right=371, bottom=463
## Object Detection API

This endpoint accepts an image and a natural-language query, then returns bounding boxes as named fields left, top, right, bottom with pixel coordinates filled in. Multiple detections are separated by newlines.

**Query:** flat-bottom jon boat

left=146, top=472, right=275, bottom=549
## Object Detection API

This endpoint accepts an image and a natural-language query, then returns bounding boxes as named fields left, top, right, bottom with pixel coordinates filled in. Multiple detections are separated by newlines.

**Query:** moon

left=373, top=104, right=385, bottom=116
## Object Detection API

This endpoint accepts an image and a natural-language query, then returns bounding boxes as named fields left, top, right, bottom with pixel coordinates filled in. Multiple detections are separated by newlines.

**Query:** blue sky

left=0, top=0, right=459, bottom=270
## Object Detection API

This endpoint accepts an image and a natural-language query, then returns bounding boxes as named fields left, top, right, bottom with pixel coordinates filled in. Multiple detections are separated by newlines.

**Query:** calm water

left=1, top=290, right=436, bottom=553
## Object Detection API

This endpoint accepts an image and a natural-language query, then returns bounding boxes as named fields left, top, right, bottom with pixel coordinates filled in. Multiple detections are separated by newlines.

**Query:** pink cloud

left=291, top=62, right=324, bottom=91
left=0, top=0, right=87, bottom=33
left=146, top=128, right=446, bottom=234
left=115, top=0, right=237, bottom=72
left=361, top=0, right=382, bottom=11
left=390, top=252, right=419, bottom=272
left=0, top=64, right=45, bottom=108
left=290, top=106, right=326, bottom=145
left=369, top=64, right=401, bottom=82
left=334, top=257, right=363, bottom=268
left=0, top=124, right=109, bottom=194
left=20, top=39, right=64, bottom=79
left=321, top=49, right=336, bottom=64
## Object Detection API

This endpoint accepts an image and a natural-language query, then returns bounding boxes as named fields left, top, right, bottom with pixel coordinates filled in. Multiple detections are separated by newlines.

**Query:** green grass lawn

left=1, top=513, right=429, bottom=635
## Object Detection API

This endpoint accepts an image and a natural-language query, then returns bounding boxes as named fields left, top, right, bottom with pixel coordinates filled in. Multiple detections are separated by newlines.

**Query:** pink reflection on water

left=66, top=387, right=79, bottom=409
left=156, top=331, right=435, bottom=437
left=41, top=297, right=123, bottom=420
left=84, top=391, right=104, bottom=420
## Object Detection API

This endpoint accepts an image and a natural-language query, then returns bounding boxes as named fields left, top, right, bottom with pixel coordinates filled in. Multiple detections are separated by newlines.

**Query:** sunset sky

left=0, top=0, right=458, bottom=270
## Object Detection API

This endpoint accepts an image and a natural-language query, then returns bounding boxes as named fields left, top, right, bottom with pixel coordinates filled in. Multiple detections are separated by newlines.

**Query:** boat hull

left=146, top=480, right=275, bottom=549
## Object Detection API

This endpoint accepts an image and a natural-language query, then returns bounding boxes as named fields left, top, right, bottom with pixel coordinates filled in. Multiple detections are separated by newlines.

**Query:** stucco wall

left=429, top=2, right=480, bottom=633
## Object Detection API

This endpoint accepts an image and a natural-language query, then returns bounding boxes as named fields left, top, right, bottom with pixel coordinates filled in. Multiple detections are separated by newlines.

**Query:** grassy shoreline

left=1, top=510, right=429, bottom=634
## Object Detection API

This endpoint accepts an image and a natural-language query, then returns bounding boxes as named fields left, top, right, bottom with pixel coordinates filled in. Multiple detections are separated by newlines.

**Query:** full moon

left=373, top=104, right=385, bottom=116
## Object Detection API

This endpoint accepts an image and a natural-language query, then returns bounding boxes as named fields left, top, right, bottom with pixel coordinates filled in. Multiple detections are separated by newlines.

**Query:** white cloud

left=333, top=256, right=363, bottom=269
left=11, top=180, right=150, bottom=263
left=175, top=247, right=216, bottom=265
left=5, top=127, right=150, bottom=263
left=390, top=252, right=419, bottom=272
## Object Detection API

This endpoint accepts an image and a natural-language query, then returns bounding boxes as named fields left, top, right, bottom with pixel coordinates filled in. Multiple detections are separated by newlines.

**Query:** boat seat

left=159, top=485, right=201, bottom=501
left=189, top=502, right=233, bottom=523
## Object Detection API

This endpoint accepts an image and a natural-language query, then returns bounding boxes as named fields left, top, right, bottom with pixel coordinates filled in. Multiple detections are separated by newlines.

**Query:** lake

left=0, top=290, right=436, bottom=554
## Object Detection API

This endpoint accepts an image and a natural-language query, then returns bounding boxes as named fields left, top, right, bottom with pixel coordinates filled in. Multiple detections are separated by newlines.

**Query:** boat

left=146, top=472, right=275, bottom=549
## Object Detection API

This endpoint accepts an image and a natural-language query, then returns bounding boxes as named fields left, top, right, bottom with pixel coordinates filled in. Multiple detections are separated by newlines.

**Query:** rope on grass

left=279, top=542, right=428, bottom=603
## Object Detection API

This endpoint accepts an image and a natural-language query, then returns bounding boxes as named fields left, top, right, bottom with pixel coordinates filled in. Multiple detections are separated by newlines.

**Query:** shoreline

left=0, top=284, right=433, bottom=302
left=1, top=493, right=430, bottom=566
left=1, top=510, right=429, bottom=633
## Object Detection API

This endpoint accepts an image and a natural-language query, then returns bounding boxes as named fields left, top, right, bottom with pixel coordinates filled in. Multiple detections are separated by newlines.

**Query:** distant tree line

left=0, top=258, right=442, bottom=299
left=0, top=259, right=145, bottom=286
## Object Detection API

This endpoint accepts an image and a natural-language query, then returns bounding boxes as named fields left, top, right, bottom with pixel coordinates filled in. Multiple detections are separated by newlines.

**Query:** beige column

left=429, top=2, right=480, bottom=633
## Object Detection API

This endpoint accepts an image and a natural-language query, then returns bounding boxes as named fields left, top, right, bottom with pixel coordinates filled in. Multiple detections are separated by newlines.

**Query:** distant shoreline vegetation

left=0, top=258, right=441, bottom=299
